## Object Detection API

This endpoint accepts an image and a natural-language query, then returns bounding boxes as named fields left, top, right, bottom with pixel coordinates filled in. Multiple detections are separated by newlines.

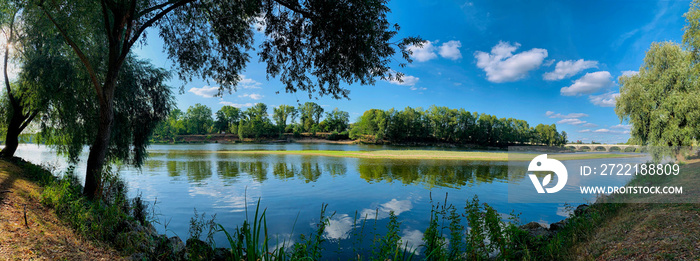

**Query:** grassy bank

left=542, top=160, right=700, bottom=260
left=209, top=149, right=642, bottom=161
left=0, top=158, right=123, bottom=260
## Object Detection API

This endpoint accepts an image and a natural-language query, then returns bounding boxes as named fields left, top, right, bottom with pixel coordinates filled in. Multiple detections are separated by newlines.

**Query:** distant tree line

left=153, top=103, right=567, bottom=146
left=349, top=106, right=567, bottom=146
left=152, top=102, right=350, bottom=141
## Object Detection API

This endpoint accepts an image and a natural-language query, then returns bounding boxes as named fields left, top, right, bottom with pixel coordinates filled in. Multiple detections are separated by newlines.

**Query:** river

left=10, top=143, right=649, bottom=257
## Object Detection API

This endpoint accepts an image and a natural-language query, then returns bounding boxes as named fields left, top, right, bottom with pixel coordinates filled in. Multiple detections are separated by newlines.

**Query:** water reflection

left=154, top=154, right=517, bottom=189
left=324, top=198, right=414, bottom=241
left=356, top=159, right=514, bottom=189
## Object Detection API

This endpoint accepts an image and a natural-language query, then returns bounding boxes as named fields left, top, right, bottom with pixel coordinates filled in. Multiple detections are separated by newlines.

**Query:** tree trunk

left=83, top=82, right=116, bottom=200
left=0, top=110, right=24, bottom=158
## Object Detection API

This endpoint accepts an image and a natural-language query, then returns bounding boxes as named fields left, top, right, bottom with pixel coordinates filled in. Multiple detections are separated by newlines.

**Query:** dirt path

left=0, top=159, right=123, bottom=260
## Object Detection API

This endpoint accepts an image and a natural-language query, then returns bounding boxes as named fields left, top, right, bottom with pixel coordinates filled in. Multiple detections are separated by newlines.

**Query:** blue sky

left=131, top=0, right=693, bottom=144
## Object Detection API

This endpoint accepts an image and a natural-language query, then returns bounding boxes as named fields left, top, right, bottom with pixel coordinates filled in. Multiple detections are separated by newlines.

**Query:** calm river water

left=11, top=143, right=648, bottom=257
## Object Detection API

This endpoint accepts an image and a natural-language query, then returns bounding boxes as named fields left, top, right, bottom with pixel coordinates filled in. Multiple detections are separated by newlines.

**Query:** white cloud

left=238, top=93, right=264, bottom=100
left=578, top=129, right=591, bottom=133
left=388, top=74, right=420, bottom=87
left=610, top=124, right=632, bottom=129
left=621, top=70, right=638, bottom=77
left=560, top=71, right=613, bottom=96
left=406, top=41, right=438, bottom=62
left=543, top=59, right=598, bottom=81
left=188, top=86, right=220, bottom=98
left=589, top=92, right=619, bottom=107
left=557, top=118, right=587, bottom=125
left=592, top=128, right=630, bottom=134
left=438, top=40, right=462, bottom=60
left=239, top=75, right=263, bottom=89
left=545, top=111, right=588, bottom=119
left=219, top=101, right=254, bottom=108
left=410, top=86, right=427, bottom=91
left=359, top=199, right=413, bottom=220
left=324, top=214, right=354, bottom=240
left=474, top=41, right=548, bottom=83
left=582, top=123, right=598, bottom=128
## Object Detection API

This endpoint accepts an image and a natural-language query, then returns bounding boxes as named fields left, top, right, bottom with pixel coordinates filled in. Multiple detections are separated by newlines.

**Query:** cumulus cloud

left=578, top=129, right=591, bottom=133
left=610, top=124, right=632, bottom=129
left=406, top=41, right=438, bottom=62
left=545, top=111, right=588, bottom=119
left=593, top=128, right=630, bottom=134
left=474, top=41, right=548, bottom=83
left=238, top=93, right=264, bottom=100
left=219, top=101, right=254, bottom=108
left=560, top=71, right=613, bottom=96
left=621, top=70, right=639, bottom=77
left=439, top=40, right=462, bottom=60
left=589, top=92, right=619, bottom=107
left=557, top=118, right=587, bottom=125
left=188, top=86, right=220, bottom=98
left=543, top=59, right=598, bottom=81
left=388, top=74, right=420, bottom=87
left=582, top=123, right=598, bottom=128
left=239, top=75, right=263, bottom=89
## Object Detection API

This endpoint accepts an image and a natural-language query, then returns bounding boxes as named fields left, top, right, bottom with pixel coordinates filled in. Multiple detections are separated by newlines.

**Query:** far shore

left=171, top=149, right=643, bottom=161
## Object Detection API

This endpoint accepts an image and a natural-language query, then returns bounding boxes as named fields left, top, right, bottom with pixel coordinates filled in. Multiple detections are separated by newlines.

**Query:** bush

left=36, top=164, right=156, bottom=255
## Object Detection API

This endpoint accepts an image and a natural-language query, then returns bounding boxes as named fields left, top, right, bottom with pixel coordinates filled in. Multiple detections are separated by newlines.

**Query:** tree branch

left=3, top=9, right=17, bottom=107
left=271, top=0, right=315, bottom=18
left=38, top=0, right=105, bottom=104
left=135, top=0, right=182, bottom=19
left=18, top=110, right=39, bottom=132
left=127, top=0, right=194, bottom=51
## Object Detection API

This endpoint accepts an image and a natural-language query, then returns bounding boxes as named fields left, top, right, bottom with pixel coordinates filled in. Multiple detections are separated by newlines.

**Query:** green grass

left=203, top=149, right=642, bottom=161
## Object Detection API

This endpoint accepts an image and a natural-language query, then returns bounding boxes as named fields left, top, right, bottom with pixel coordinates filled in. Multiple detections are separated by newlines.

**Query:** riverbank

left=0, top=159, right=122, bottom=260
left=551, top=160, right=700, bottom=260
left=206, top=149, right=642, bottom=161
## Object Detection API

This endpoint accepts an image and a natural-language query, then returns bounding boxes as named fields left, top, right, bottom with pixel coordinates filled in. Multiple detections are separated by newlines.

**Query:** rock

left=145, top=223, right=158, bottom=237
left=169, top=236, right=186, bottom=257
left=213, top=248, right=230, bottom=261
left=549, top=220, right=568, bottom=232
left=519, top=221, right=552, bottom=238
left=574, top=204, right=590, bottom=216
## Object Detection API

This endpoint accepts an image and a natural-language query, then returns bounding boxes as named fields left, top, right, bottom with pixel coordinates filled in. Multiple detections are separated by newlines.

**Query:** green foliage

left=615, top=2, right=700, bottom=148
left=350, top=106, right=566, bottom=146
left=214, top=105, right=241, bottom=134
left=617, top=42, right=700, bottom=147
left=238, top=103, right=276, bottom=139
left=300, top=102, right=325, bottom=132
left=185, top=104, right=214, bottom=135
left=322, top=108, right=350, bottom=132
left=36, top=165, right=156, bottom=255
left=273, top=105, right=297, bottom=134
left=38, top=55, right=174, bottom=167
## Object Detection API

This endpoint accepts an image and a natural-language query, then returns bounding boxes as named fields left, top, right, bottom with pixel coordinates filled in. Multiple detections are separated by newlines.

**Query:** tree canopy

left=616, top=1, right=700, bottom=147
left=31, top=0, right=422, bottom=198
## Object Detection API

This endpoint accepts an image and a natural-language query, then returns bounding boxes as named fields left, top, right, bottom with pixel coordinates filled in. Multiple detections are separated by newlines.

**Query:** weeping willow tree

left=616, top=1, right=700, bottom=159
